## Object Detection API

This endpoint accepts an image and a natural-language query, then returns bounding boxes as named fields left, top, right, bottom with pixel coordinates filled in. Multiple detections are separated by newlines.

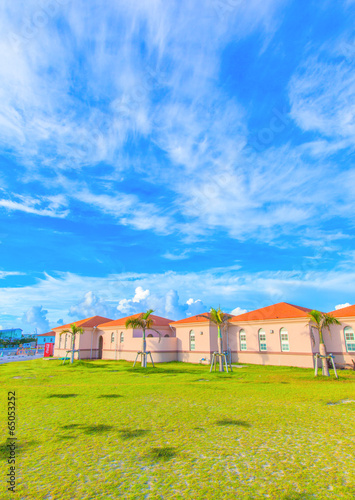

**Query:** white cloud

left=162, top=251, right=190, bottom=261
left=21, top=306, right=50, bottom=334
left=74, top=188, right=173, bottom=235
left=2, top=264, right=355, bottom=330
left=0, top=194, right=68, bottom=218
left=132, top=287, right=150, bottom=302
left=230, top=306, right=248, bottom=316
left=0, top=0, right=284, bottom=174
left=69, top=291, right=116, bottom=320
left=335, top=302, right=352, bottom=310
left=0, top=271, right=24, bottom=279
left=289, top=54, right=355, bottom=144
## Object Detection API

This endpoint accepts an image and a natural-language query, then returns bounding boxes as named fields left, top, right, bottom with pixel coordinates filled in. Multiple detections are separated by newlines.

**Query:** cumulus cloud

left=230, top=306, right=248, bottom=316
left=116, top=287, right=206, bottom=320
left=21, top=306, right=50, bottom=334
left=69, top=291, right=116, bottom=320
left=335, top=302, right=352, bottom=310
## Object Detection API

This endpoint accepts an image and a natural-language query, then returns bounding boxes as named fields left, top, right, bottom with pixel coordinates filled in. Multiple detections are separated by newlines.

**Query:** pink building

left=53, top=303, right=355, bottom=368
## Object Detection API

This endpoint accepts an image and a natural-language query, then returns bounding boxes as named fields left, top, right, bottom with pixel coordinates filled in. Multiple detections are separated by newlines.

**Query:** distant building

left=36, top=332, right=56, bottom=346
left=0, top=328, right=23, bottom=340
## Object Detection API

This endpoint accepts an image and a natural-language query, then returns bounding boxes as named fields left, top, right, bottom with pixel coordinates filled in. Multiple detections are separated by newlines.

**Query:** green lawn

left=1, top=359, right=355, bottom=499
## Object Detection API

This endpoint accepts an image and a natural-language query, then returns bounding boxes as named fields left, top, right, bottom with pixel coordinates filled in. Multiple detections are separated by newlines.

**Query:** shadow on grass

left=48, top=394, right=78, bottom=399
left=125, top=367, right=202, bottom=375
left=0, top=440, right=39, bottom=460
left=98, top=394, right=123, bottom=399
left=216, top=419, right=251, bottom=428
left=147, top=446, right=177, bottom=461
left=58, top=423, right=114, bottom=438
left=65, top=361, right=111, bottom=369
left=119, top=429, right=150, bottom=440
left=83, top=425, right=114, bottom=435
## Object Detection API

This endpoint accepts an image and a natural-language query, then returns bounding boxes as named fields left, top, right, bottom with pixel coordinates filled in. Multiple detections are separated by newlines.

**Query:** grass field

left=1, top=359, right=355, bottom=499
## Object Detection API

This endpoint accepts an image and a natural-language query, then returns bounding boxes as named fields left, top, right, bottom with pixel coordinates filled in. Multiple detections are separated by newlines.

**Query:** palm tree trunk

left=71, top=335, right=75, bottom=364
left=142, top=329, right=147, bottom=368
left=218, top=326, right=224, bottom=372
left=319, top=342, right=329, bottom=376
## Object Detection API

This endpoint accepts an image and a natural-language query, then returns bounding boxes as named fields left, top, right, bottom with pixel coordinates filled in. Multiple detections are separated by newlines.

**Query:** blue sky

left=0, top=0, right=354, bottom=333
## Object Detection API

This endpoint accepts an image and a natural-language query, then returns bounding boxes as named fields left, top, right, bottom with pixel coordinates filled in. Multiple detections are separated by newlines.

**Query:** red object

left=44, top=343, right=54, bottom=357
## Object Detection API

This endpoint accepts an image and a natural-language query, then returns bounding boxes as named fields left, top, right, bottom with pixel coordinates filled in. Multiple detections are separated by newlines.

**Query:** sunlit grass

left=1, top=359, right=354, bottom=499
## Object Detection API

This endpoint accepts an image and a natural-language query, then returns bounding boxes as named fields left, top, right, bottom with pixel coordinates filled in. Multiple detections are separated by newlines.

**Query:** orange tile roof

left=328, top=304, right=355, bottom=317
left=52, top=316, right=113, bottom=331
left=231, top=302, right=313, bottom=322
left=98, top=314, right=174, bottom=328
left=170, top=313, right=212, bottom=325
left=36, top=331, right=55, bottom=337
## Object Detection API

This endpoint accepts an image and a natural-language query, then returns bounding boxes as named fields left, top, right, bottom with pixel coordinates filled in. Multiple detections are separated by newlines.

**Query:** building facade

left=52, top=303, right=355, bottom=368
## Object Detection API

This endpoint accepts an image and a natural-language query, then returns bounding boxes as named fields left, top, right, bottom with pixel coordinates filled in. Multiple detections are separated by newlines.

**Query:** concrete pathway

left=0, top=354, right=44, bottom=364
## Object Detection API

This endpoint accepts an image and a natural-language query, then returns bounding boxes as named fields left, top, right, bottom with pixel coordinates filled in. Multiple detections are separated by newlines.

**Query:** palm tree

left=60, top=324, right=84, bottom=364
left=125, top=309, right=161, bottom=368
left=198, top=307, right=231, bottom=372
left=307, top=310, right=341, bottom=376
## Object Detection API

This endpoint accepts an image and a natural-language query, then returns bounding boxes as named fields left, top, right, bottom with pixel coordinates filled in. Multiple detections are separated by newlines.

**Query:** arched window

left=344, top=326, right=355, bottom=352
left=189, top=330, right=195, bottom=351
left=59, top=335, right=62, bottom=348
left=164, top=334, right=169, bottom=337
left=120, top=332, right=124, bottom=343
left=111, top=332, right=115, bottom=343
left=147, top=334, right=153, bottom=337
left=240, top=329, right=247, bottom=351
left=258, top=329, right=267, bottom=351
left=64, top=334, right=68, bottom=349
left=280, top=327, right=289, bottom=352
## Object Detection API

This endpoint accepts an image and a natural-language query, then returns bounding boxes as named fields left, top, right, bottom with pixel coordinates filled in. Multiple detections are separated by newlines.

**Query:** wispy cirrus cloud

left=0, top=194, right=68, bottom=218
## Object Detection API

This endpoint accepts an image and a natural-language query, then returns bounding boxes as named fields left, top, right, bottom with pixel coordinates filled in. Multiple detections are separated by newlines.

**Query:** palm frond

left=143, top=309, right=154, bottom=320
left=307, top=310, right=322, bottom=326
left=125, top=317, right=144, bottom=329
left=149, top=328, right=162, bottom=343
left=323, top=314, right=341, bottom=329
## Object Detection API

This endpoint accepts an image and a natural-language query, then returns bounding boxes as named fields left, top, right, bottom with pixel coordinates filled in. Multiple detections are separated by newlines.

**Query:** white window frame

left=120, top=332, right=124, bottom=343
left=189, top=330, right=195, bottom=351
left=111, top=332, right=115, bottom=343
left=240, top=329, right=247, bottom=351
left=344, top=326, right=355, bottom=352
left=258, top=329, right=267, bottom=351
left=280, top=327, right=290, bottom=352
left=64, top=334, right=68, bottom=349
left=59, top=335, right=62, bottom=348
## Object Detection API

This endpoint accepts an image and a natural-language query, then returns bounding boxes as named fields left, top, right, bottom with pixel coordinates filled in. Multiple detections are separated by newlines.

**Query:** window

left=120, top=332, right=124, bottom=343
left=280, top=327, right=289, bottom=352
left=344, top=326, right=355, bottom=352
left=111, top=332, right=115, bottom=343
left=189, top=330, right=195, bottom=351
left=64, top=334, right=68, bottom=349
left=164, top=334, right=169, bottom=337
left=59, top=335, right=62, bottom=348
left=258, top=329, right=267, bottom=351
left=240, top=329, right=247, bottom=351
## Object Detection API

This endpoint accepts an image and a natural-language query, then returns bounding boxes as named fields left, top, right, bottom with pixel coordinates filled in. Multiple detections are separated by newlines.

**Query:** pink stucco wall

left=52, top=314, right=355, bottom=369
